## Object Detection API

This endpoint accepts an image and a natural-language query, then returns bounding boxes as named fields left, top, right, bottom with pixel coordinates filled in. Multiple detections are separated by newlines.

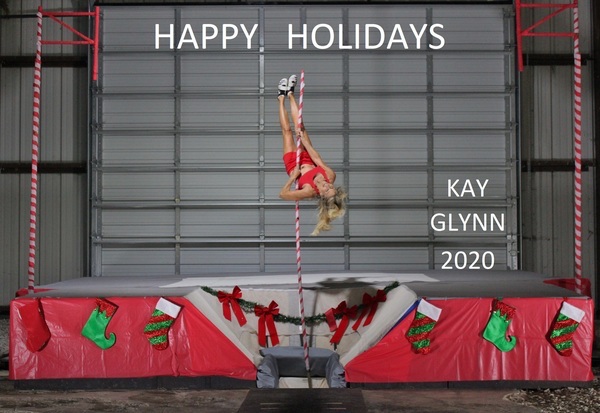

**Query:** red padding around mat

left=344, top=297, right=594, bottom=383
left=543, top=278, right=592, bottom=297
left=9, top=297, right=256, bottom=380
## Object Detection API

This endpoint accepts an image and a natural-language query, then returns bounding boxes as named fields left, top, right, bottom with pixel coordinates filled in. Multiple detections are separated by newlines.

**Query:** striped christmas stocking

left=548, top=301, right=585, bottom=356
left=144, top=298, right=182, bottom=350
left=405, top=299, right=442, bottom=354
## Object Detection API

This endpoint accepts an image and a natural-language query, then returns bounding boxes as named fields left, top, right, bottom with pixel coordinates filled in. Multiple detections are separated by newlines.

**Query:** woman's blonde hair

left=311, top=187, right=348, bottom=236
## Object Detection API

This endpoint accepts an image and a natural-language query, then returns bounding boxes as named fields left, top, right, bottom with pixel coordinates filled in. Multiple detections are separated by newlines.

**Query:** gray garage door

left=91, top=4, right=517, bottom=277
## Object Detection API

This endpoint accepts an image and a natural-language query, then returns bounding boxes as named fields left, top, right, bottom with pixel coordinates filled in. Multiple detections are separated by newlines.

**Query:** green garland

left=201, top=281, right=400, bottom=327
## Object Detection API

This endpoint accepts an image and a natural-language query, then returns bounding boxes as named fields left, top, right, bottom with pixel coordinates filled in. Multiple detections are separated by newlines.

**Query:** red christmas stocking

left=17, top=299, right=51, bottom=352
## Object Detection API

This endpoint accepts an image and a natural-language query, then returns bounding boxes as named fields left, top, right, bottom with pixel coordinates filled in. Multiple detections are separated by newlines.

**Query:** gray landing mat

left=237, top=388, right=366, bottom=413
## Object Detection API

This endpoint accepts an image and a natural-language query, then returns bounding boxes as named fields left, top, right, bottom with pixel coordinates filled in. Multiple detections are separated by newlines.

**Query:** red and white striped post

left=26, top=7, right=101, bottom=293
left=295, top=71, right=311, bottom=380
left=572, top=3, right=583, bottom=294
left=28, top=7, right=43, bottom=293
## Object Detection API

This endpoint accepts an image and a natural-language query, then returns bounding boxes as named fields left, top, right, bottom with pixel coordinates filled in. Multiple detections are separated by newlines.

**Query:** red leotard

left=283, top=151, right=331, bottom=195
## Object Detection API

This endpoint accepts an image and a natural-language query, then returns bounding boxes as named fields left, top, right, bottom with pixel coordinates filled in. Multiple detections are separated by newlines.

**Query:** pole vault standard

left=28, top=9, right=43, bottom=292
left=295, top=71, right=311, bottom=385
left=27, top=6, right=100, bottom=292
left=515, top=0, right=584, bottom=295
left=572, top=5, right=583, bottom=295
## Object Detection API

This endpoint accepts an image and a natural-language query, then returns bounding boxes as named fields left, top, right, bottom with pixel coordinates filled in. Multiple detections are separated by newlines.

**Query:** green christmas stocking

left=81, top=298, right=118, bottom=350
left=482, top=299, right=517, bottom=352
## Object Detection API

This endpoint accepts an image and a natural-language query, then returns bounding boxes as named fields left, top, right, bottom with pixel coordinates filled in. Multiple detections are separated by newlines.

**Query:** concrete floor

left=0, top=381, right=540, bottom=413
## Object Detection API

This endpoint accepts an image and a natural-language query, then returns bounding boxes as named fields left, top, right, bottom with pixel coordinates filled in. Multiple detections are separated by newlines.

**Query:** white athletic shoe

left=288, top=74, right=297, bottom=94
left=278, top=78, right=288, bottom=97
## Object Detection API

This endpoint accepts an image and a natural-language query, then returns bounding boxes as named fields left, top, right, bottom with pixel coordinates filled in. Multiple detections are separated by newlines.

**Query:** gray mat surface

left=238, top=388, right=367, bottom=413
left=19, top=270, right=582, bottom=299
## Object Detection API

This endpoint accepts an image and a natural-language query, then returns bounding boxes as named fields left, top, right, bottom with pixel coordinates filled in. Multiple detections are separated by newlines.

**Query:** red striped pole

left=28, top=7, right=43, bottom=292
left=572, top=2, right=583, bottom=294
left=295, top=71, right=311, bottom=378
left=93, top=6, right=100, bottom=82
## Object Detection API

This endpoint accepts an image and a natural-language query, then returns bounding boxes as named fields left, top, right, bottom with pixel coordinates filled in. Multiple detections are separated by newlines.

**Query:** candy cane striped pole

left=572, top=4, right=583, bottom=294
left=295, top=71, right=311, bottom=379
left=28, top=7, right=43, bottom=293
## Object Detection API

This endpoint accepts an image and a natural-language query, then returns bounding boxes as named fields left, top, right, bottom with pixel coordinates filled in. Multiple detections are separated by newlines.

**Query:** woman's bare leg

left=279, top=95, right=295, bottom=154
left=288, top=92, right=314, bottom=147
left=287, top=92, right=300, bottom=129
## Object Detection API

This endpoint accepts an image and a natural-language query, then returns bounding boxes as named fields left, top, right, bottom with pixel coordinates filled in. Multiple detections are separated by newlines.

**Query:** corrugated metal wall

left=91, top=4, right=518, bottom=277
left=519, top=0, right=596, bottom=300
left=0, top=1, right=88, bottom=305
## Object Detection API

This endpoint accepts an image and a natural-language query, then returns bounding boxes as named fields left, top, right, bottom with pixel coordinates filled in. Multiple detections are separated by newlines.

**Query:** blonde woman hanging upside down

left=277, top=74, right=347, bottom=235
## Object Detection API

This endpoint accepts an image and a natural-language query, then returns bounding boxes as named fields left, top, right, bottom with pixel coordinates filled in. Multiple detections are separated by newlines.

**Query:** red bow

left=254, top=301, right=280, bottom=347
left=352, top=290, right=387, bottom=331
left=325, top=301, right=358, bottom=345
left=217, top=286, right=247, bottom=327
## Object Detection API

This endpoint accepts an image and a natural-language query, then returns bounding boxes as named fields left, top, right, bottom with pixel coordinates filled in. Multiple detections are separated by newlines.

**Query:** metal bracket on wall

left=38, top=6, right=100, bottom=81
left=515, top=0, right=578, bottom=72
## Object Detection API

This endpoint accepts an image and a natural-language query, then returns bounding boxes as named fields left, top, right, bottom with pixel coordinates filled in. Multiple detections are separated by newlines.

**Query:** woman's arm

left=279, top=167, right=316, bottom=200
left=300, top=131, right=336, bottom=182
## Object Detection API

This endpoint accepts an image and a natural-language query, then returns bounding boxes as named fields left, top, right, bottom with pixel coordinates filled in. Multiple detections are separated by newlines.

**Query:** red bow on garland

left=254, top=301, right=280, bottom=347
left=217, top=286, right=247, bottom=326
left=325, top=301, right=358, bottom=344
left=352, top=289, right=387, bottom=331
